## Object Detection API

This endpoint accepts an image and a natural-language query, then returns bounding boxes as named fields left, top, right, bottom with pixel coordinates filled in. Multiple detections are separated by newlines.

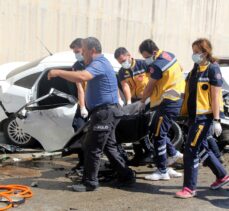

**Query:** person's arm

left=48, top=69, right=93, bottom=82
left=141, top=78, right=157, bottom=103
left=76, top=82, right=86, bottom=108
left=209, top=64, right=223, bottom=137
left=121, top=80, right=132, bottom=104
left=211, top=85, right=221, bottom=119
left=117, top=89, right=124, bottom=106
left=141, top=65, right=162, bottom=103
left=76, top=82, right=88, bottom=118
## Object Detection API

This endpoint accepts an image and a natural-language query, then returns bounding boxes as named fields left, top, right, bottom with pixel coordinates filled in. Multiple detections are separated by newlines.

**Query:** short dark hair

left=69, top=38, right=83, bottom=49
left=83, top=37, right=102, bottom=53
left=139, top=39, right=159, bottom=54
left=114, top=47, right=129, bottom=59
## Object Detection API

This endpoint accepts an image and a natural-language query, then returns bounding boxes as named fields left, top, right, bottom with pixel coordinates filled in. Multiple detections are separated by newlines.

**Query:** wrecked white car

left=0, top=52, right=121, bottom=148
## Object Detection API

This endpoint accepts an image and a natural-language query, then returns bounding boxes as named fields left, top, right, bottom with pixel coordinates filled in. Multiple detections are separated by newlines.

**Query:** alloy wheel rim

left=7, top=120, right=31, bottom=144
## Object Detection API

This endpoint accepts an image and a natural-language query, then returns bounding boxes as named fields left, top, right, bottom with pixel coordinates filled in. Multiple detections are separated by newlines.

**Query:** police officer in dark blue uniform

left=69, top=38, right=88, bottom=171
left=50, top=38, right=87, bottom=173
left=48, top=37, right=135, bottom=192
left=70, top=38, right=88, bottom=133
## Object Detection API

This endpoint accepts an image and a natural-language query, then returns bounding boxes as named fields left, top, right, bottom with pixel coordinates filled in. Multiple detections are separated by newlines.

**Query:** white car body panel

left=17, top=104, right=77, bottom=151
left=220, top=67, right=229, bottom=91
left=0, top=106, right=7, bottom=121
left=0, top=62, right=28, bottom=81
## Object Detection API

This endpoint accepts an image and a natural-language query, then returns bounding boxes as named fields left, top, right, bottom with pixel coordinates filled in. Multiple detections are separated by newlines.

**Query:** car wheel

left=218, top=125, right=229, bottom=151
left=3, top=117, right=36, bottom=147
left=169, top=120, right=184, bottom=150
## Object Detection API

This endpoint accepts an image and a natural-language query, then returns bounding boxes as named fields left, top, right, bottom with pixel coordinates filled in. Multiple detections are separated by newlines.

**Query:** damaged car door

left=16, top=68, right=78, bottom=151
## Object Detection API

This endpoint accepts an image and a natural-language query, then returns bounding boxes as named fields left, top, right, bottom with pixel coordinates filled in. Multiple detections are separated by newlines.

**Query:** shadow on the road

left=0, top=158, right=228, bottom=210
left=120, top=181, right=229, bottom=209
left=196, top=188, right=229, bottom=209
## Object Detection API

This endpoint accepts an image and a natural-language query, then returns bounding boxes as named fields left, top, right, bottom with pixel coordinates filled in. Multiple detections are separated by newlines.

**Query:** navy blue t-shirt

left=72, top=61, right=85, bottom=71
left=85, top=55, right=118, bottom=111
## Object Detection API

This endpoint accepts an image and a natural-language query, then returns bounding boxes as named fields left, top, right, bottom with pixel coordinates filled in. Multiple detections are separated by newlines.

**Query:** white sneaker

left=167, top=168, right=183, bottom=178
left=145, top=169, right=170, bottom=181
left=167, top=151, right=183, bottom=166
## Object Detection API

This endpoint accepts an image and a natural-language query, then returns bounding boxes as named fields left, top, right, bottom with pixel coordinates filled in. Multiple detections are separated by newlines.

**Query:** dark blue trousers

left=183, top=119, right=227, bottom=190
left=207, top=136, right=221, bottom=159
left=150, top=99, right=182, bottom=173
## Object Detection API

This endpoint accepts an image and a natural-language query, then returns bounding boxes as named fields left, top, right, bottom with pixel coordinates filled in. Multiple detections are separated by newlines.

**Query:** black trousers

left=82, top=104, right=133, bottom=187
left=72, top=106, right=87, bottom=166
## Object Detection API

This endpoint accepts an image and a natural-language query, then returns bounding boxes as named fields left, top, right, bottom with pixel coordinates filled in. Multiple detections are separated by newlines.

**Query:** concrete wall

left=0, top=0, right=229, bottom=70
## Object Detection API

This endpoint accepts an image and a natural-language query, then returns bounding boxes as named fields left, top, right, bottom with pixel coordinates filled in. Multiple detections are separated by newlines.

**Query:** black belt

left=89, top=103, right=118, bottom=115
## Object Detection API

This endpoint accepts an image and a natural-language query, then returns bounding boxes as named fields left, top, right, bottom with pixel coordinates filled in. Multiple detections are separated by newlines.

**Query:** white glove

left=212, top=120, right=222, bottom=137
left=80, top=106, right=88, bottom=118
left=127, top=100, right=132, bottom=105
left=118, top=98, right=124, bottom=107
left=136, top=101, right=145, bottom=112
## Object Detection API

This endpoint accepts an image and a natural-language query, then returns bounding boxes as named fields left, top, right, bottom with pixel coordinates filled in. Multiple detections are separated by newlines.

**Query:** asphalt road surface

left=0, top=140, right=228, bottom=211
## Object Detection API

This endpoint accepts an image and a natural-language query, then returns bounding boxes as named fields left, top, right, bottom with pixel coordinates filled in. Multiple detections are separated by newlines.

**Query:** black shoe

left=113, top=171, right=136, bottom=188
left=72, top=183, right=98, bottom=192
left=65, top=164, right=84, bottom=178
left=128, top=153, right=153, bottom=166
left=73, top=162, right=84, bottom=170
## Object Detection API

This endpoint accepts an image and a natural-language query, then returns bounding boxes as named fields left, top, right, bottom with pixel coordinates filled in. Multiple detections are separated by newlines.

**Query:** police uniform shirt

left=118, top=59, right=149, bottom=99
left=85, top=54, right=118, bottom=111
left=187, top=63, right=223, bottom=120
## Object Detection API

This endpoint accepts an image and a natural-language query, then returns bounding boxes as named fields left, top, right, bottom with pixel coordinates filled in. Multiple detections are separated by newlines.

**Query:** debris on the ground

left=12, top=158, right=21, bottom=162
left=0, top=143, right=22, bottom=153
left=32, top=151, right=62, bottom=160
left=31, top=181, right=39, bottom=187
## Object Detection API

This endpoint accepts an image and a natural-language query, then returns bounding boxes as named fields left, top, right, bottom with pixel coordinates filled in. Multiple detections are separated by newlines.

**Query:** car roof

left=41, top=51, right=121, bottom=70
left=6, top=51, right=121, bottom=79
left=0, top=61, right=28, bottom=80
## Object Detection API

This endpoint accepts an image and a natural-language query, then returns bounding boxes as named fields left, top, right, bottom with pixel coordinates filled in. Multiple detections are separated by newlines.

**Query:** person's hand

left=118, top=98, right=124, bottom=107
left=80, top=106, right=88, bottom=118
left=127, top=100, right=132, bottom=105
left=212, top=120, right=222, bottom=137
left=48, top=69, right=61, bottom=80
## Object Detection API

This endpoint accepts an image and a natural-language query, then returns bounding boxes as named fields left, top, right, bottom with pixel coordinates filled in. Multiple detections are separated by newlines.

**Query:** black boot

left=117, top=144, right=129, bottom=162
left=128, top=143, right=145, bottom=166
left=128, top=136, right=154, bottom=166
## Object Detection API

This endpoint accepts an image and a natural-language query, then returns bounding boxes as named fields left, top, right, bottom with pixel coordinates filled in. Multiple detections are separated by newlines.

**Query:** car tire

left=218, top=124, right=229, bottom=151
left=169, top=120, right=184, bottom=150
left=3, top=117, right=36, bottom=147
